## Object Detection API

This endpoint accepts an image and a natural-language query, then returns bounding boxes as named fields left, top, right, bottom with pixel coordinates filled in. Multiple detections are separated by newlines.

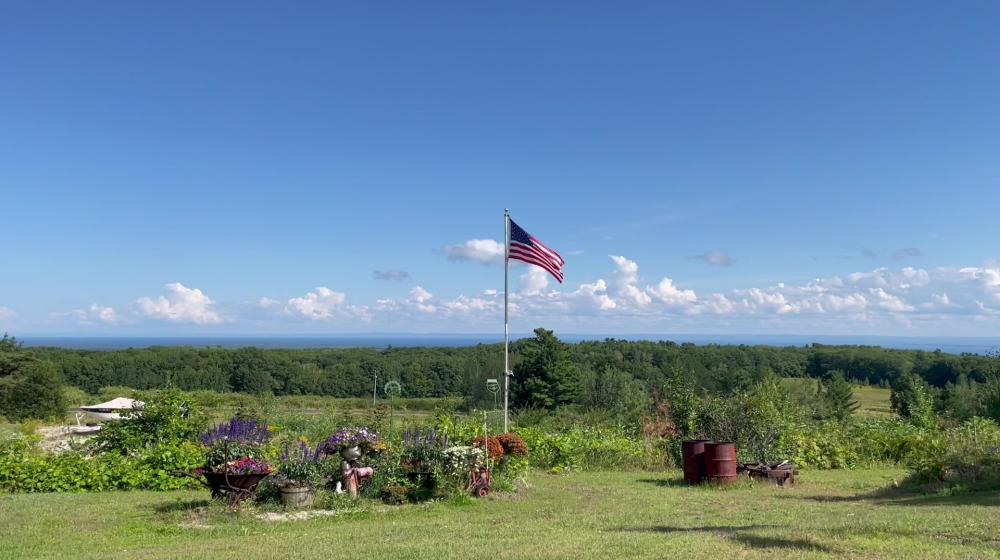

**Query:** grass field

left=1, top=469, right=997, bottom=559
left=782, top=378, right=893, bottom=418
left=853, top=386, right=894, bottom=418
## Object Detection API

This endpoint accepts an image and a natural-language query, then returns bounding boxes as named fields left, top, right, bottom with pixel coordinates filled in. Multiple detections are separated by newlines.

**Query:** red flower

left=497, top=433, right=528, bottom=457
left=471, top=436, right=504, bottom=462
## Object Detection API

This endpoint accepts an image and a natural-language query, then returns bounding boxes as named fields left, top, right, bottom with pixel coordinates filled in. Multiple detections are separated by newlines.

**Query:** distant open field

left=782, top=379, right=892, bottom=418
left=853, top=386, right=893, bottom=418
left=1, top=469, right=997, bottom=560
left=63, top=389, right=466, bottom=423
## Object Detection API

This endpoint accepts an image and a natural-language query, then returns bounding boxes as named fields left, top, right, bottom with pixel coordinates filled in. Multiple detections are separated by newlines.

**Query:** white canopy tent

left=78, top=397, right=144, bottom=422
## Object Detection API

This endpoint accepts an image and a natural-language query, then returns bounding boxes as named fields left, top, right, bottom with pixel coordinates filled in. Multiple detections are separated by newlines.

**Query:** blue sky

left=2, top=2, right=1000, bottom=336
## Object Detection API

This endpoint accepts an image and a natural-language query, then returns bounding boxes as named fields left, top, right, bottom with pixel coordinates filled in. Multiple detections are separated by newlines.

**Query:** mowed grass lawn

left=1, top=469, right=997, bottom=560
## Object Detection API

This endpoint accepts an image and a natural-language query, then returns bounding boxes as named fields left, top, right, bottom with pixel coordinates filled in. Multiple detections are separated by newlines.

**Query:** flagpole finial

left=504, top=208, right=509, bottom=215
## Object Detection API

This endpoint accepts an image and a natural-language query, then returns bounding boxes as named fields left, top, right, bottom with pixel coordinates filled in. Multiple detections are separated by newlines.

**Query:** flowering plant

left=272, top=441, right=327, bottom=488
left=229, top=457, right=273, bottom=475
left=325, top=427, right=379, bottom=451
left=200, top=418, right=272, bottom=474
left=443, top=446, right=484, bottom=477
left=400, top=428, right=448, bottom=470
left=201, top=418, right=271, bottom=447
left=497, top=433, right=529, bottom=457
left=471, top=435, right=504, bottom=463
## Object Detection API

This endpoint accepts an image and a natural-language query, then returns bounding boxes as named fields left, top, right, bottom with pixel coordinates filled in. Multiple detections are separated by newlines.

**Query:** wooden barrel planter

left=704, top=442, right=738, bottom=486
left=681, top=440, right=710, bottom=485
left=279, top=485, right=317, bottom=508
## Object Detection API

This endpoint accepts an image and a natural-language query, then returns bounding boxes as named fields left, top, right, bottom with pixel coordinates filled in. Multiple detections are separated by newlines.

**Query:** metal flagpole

left=503, top=208, right=511, bottom=433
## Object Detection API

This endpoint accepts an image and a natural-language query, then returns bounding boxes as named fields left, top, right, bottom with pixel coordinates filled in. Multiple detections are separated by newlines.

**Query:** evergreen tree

left=512, top=328, right=580, bottom=410
left=0, top=334, right=32, bottom=378
left=890, top=370, right=935, bottom=428
left=0, top=335, right=66, bottom=421
left=823, top=371, right=859, bottom=422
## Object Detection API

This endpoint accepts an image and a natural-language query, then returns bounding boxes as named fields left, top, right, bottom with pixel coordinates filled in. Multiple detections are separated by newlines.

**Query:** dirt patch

left=256, top=510, right=338, bottom=522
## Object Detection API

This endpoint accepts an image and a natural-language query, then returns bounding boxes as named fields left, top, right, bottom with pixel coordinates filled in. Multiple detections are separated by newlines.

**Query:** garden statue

left=339, top=445, right=373, bottom=497
left=325, top=427, right=379, bottom=497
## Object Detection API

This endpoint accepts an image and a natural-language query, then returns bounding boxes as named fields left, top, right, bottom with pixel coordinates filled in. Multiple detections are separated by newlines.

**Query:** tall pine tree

left=512, top=328, right=580, bottom=410
left=823, top=371, right=859, bottom=422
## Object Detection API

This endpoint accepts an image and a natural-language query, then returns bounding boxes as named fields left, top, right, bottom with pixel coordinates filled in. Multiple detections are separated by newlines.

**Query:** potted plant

left=324, top=427, right=380, bottom=458
left=198, top=418, right=273, bottom=503
left=399, top=428, right=448, bottom=495
left=273, top=441, right=327, bottom=508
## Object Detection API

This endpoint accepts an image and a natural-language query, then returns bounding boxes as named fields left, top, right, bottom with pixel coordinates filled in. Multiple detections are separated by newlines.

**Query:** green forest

left=3, top=329, right=1000, bottom=499
left=3, top=330, right=999, bottom=425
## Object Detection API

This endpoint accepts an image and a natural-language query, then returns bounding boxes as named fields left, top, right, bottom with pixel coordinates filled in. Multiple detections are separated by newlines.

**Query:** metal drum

left=681, top=439, right=710, bottom=485
left=704, top=442, right=738, bottom=485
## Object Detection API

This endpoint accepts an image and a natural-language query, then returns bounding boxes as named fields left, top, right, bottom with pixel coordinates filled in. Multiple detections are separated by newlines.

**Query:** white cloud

left=703, top=294, right=735, bottom=314
left=137, top=283, right=222, bottom=324
left=375, top=285, right=500, bottom=318
left=609, top=255, right=651, bottom=308
left=285, top=287, right=369, bottom=321
left=423, top=260, right=1000, bottom=333
left=930, top=292, right=952, bottom=307
left=648, top=278, right=698, bottom=307
left=59, top=304, right=121, bottom=326
left=88, top=304, right=119, bottom=325
left=409, top=286, right=436, bottom=314
left=441, top=294, right=500, bottom=314
left=610, top=255, right=640, bottom=284
left=608, top=255, right=697, bottom=311
left=37, top=260, right=1000, bottom=335
left=572, top=279, right=617, bottom=311
left=519, top=267, right=549, bottom=296
left=442, top=239, right=505, bottom=266
left=870, top=287, right=915, bottom=312
left=0, top=307, right=15, bottom=320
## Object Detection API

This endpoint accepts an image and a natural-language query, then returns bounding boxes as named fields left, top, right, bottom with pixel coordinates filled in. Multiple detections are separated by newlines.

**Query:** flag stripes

left=508, top=218, right=564, bottom=283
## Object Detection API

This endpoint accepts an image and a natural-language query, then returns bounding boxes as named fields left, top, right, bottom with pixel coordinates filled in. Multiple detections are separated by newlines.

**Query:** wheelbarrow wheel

left=473, top=483, right=490, bottom=498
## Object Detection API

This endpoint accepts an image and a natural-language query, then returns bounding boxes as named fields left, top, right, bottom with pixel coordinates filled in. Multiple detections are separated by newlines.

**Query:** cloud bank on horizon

left=5, top=239, right=1000, bottom=336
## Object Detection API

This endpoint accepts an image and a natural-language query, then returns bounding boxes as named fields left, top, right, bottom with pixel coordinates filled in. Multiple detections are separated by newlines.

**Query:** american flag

left=508, top=219, right=564, bottom=283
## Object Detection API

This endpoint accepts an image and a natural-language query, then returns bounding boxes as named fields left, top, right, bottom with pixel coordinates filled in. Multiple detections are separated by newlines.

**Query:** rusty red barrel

left=681, top=439, right=710, bottom=485
left=704, top=442, right=738, bottom=485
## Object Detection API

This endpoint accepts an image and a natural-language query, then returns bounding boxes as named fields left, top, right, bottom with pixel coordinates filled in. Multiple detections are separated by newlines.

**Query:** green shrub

left=0, top=360, right=66, bottom=421
left=906, top=417, right=1000, bottom=490
left=93, top=389, right=205, bottom=455
left=891, top=371, right=936, bottom=429
left=515, top=425, right=648, bottom=472
left=61, top=386, right=91, bottom=408
left=699, top=379, right=796, bottom=464
left=848, top=418, right=928, bottom=465
left=0, top=434, right=203, bottom=492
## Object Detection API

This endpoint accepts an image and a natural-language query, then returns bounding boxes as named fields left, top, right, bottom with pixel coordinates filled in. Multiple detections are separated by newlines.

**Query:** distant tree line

left=5, top=330, right=999, bottom=422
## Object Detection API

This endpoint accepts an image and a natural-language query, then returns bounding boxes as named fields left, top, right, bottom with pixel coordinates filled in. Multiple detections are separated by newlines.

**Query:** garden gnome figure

left=339, top=446, right=373, bottom=498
